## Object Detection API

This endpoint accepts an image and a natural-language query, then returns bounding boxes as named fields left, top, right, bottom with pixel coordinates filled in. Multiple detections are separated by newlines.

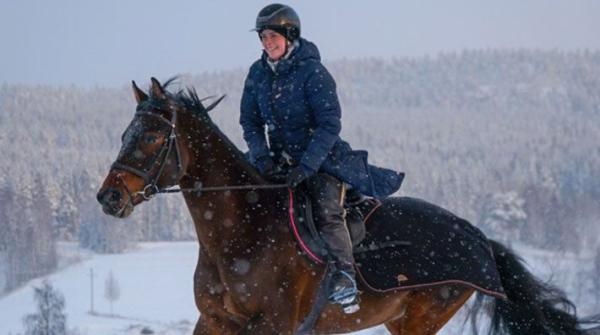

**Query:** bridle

left=111, top=103, right=287, bottom=206
left=111, top=105, right=183, bottom=201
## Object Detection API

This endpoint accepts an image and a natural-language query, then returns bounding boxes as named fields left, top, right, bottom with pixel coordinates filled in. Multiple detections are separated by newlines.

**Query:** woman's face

left=260, top=29, right=287, bottom=61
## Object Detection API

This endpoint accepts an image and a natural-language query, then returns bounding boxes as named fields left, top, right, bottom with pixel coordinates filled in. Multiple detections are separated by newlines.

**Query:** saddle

left=289, top=186, right=380, bottom=262
left=288, top=188, right=506, bottom=298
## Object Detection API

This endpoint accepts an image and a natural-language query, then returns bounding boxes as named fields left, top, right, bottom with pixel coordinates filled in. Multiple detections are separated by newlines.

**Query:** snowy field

left=0, top=242, right=596, bottom=335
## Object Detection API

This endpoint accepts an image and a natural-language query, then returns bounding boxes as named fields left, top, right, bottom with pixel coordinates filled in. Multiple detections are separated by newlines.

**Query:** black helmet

left=254, top=3, right=301, bottom=41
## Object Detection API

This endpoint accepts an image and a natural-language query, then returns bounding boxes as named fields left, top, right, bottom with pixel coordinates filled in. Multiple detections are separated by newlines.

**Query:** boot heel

left=342, top=302, right=360, bottom=314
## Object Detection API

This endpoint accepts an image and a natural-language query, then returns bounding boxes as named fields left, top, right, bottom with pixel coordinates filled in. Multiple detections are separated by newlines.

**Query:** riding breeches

left=305, top=173, right=355, bottom=274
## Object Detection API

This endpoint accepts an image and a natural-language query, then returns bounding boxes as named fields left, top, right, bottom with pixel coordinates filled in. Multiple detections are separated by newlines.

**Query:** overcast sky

left=2, top=0, right=600, bottom=87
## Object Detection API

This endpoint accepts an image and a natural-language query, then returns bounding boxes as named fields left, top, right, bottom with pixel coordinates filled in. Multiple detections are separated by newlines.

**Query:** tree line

left=1, top=48, right=599, bottom=294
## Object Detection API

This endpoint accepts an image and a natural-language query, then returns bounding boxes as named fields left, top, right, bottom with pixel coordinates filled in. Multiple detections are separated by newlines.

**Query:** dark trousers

left=305, top=173, right=355, bottom=274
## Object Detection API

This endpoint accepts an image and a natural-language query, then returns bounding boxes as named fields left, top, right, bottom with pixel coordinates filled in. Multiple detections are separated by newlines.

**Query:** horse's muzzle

left=97, top=187, right=132, bottom=218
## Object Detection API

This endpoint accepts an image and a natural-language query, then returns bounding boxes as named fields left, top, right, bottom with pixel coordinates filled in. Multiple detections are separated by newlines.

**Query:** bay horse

left=97, top=78, right=592, bottom=335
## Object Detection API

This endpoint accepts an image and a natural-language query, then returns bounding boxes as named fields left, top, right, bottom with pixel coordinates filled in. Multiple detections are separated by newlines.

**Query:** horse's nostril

left=109, top=189, right=120, bottom=202
left=98, top=188, right=122, bottom=206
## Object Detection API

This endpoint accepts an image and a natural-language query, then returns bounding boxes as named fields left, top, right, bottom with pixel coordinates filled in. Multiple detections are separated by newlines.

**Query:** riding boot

left=306, top=173, right=360, bottom=314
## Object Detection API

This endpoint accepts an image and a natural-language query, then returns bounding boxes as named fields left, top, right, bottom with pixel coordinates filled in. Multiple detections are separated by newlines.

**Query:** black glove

left=286, top=165, right=312, bottom=188
left=255, top=156, right=286, bottom=182
left=256, top=156, right=275, bottom=176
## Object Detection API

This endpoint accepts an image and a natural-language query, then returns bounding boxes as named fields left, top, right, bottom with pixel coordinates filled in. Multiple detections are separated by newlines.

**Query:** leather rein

left=111, top=107, right=286, bottom=205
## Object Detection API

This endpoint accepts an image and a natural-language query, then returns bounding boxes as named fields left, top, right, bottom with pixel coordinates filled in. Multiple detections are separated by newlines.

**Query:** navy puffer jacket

left=240, top=38, right=403, bottom=198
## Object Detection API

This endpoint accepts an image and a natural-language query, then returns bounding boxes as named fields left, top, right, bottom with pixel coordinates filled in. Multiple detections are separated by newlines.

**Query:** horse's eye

left=143, top=134, right=159, bottom=145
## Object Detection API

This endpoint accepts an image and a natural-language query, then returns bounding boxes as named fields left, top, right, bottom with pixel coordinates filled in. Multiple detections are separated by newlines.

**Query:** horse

left=97, top=77, right=593, bottom=335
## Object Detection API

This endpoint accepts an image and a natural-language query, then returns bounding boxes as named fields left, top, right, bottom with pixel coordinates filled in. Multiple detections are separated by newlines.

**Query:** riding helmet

left=254, top=3, right=301, bottom=41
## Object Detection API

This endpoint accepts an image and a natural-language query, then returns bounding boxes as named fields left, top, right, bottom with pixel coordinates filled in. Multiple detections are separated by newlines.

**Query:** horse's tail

left=472, top=239, right=585, bottom=335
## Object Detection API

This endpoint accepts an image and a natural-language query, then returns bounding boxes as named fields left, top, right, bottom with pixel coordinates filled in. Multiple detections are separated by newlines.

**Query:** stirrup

left=328, top=270, right=360, bottom=313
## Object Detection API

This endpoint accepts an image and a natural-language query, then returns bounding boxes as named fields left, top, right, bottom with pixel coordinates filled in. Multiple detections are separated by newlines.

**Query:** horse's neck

left=178, top=115, right=277, bottom=251
left=180, top=116, right=261, bottom=187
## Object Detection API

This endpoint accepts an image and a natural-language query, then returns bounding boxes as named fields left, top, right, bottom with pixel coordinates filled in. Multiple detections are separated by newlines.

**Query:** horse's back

left=378, top=196, right=466, bottom=224
left=371, top=196, right=489, bottom=245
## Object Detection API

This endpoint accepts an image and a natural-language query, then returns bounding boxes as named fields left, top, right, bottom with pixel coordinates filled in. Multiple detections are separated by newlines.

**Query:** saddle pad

left=288, top=191, right=506, bottom=298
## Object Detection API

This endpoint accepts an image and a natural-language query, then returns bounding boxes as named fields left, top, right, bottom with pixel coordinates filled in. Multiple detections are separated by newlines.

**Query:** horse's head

left=97, top=77, right=222, bottom=218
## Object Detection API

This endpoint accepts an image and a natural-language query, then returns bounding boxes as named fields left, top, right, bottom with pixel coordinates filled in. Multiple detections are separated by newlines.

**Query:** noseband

left=111, top=107, right=183, bottom=201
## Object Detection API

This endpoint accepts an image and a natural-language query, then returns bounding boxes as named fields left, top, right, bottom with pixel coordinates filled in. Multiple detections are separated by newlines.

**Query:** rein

left=112, top=105, right=288, bottom=201
left=156, top=183, right=288, bottom=195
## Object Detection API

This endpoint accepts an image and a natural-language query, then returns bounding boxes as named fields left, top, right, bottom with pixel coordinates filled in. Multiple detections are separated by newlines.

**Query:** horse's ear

left=150, top=77, right=166, bottom=100
left=131, top=80, right=148, bottom=103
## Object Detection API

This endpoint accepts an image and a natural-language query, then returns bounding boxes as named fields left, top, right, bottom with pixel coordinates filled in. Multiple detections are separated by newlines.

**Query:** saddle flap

left=288, top=187, right=380, bottom=262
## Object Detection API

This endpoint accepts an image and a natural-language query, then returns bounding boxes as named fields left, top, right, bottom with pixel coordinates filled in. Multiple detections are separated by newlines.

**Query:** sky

left=2, top=0, right=600, bottom=87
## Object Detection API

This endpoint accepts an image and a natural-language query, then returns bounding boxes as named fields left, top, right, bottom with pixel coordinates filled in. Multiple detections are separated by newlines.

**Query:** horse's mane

left=155, top=77, right=263, bottom=180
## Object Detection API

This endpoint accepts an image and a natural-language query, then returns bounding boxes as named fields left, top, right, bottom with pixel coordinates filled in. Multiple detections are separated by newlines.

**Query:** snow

left=0, top=242, right=596, bottom=335
left=0, top=243, right=198, bottom=335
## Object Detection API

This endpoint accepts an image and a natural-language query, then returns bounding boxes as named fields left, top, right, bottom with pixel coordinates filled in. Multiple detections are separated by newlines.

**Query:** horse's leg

left=193, top=248, right=249, bottom=335
left=384, top=285, right=474, bottom=335
left=193, top=314, right=247, bottom=335
left=236, top=316, right=287, bottom=335
left=233, top=270, right=319, bottom=335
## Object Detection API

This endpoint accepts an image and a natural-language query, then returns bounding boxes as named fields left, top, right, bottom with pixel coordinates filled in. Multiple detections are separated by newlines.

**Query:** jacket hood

left=260, top=38, right=320, bottom=73
left=291, top=38, right=321, bottom=62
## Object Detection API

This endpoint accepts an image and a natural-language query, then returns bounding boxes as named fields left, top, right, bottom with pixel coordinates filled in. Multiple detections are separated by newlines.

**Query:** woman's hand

left=286, top=165, right=314, bottom=187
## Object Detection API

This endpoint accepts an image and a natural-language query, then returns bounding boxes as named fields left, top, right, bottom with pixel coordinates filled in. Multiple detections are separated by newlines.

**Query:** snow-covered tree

left=22, top=280, right=67, bottom=335
left=55, top=192, right=79, bottom=240
left=104, top=270, right=120, bottom=316
left=480, top=191, right=527, bottom=244
left=0, top=178, right=57, bottom=292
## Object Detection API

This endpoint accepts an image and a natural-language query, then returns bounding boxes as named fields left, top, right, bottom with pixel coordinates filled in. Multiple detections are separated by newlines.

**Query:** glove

left=255, top=156, right=286, bottom=182
left=286, top=165, right=314, bottom=188
left=256, top=156, right=275, bottom=176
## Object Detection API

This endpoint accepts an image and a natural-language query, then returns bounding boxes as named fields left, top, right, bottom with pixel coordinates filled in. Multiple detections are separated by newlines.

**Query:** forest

left=1, top=49, right=599, bottom=294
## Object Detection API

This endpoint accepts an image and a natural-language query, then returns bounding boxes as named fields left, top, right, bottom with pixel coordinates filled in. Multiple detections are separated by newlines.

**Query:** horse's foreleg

left=193, top=312, right=247, bottom=335
left=233, top=291, right=308, bottom=335
left=193, top=250, right=249, bottom=335
left=384, top=285, right=474, bottom=335
left=235, top=314, right=301, bottom=335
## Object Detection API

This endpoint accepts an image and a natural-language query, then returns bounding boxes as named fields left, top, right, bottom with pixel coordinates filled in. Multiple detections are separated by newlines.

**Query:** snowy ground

left=0, top=241, right=596, bottom=335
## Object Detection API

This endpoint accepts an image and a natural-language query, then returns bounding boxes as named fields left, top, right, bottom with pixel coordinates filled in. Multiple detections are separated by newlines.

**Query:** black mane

left=149, top=77, right=263, bottom=181
left=149, top=77, right=217, bottom=120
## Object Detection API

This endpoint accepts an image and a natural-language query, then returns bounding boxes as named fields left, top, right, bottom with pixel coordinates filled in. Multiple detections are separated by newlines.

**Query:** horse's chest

left=197, top=257, right=275, bottom=313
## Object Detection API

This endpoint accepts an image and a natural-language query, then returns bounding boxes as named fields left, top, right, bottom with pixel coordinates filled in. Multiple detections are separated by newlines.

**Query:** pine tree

left=22, top=280, right=67, bottom=335
left=55, top=192, right=79, bottom=240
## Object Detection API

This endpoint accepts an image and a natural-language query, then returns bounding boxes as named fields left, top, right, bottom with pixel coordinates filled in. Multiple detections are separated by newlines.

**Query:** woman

left=239, top=3, right=404, bottom=314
